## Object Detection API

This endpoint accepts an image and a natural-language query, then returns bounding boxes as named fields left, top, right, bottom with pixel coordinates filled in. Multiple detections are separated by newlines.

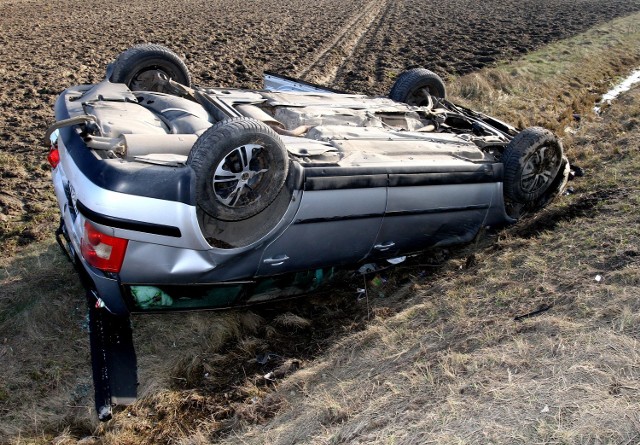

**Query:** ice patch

left=594, top=68, right=640, bottom=114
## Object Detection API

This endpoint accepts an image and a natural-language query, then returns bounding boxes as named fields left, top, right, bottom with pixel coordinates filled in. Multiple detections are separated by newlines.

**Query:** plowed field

left=1, top=0, right=640, bottom=250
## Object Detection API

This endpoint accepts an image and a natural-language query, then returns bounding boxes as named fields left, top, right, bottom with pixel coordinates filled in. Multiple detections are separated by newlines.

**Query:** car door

left=256, top=180, right=386, bottom=276
left=369, top=165, right=500, bottom=259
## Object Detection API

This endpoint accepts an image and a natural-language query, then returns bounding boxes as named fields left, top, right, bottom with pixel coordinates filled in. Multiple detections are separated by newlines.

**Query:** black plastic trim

left=293, top=204, right=488, bottom=225
left=294, top=213, right=383, bottom=225
left=304, top=164, right=502, bottom=191
left=77, top=200, right=182, bottom=237
left=305, top=174, right=388, bottom=190
left=388, top=169, right=499, bottom=187
left=385, top=204, right=490, bottom=217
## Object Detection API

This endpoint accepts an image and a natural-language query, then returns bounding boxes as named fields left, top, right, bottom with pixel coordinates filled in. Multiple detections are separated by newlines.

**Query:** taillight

left=47, top=146, right=60, bottom=168
left=47, top=129, right=60, bottom=169
left=81, top=221, right=128, bottom=273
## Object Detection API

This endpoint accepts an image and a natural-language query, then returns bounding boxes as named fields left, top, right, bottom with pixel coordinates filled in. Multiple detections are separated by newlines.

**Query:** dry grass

left=448, top=12, right=640, bottom=135
left=2, top=12, right=640, bottom=445
left=0, top=244, right=93, bottom=442
left=211, top=85, right=640, bottom=444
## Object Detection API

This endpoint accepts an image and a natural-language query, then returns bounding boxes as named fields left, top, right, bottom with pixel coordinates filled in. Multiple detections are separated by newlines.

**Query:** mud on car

left=46, top=44, right=569, bottom=419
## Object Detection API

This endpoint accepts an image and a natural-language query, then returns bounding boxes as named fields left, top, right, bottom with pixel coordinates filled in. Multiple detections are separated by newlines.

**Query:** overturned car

left=47, top=44, right=569, bottom=419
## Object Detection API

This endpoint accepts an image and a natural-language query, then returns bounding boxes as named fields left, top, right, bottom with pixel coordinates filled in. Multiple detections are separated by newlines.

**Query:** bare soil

left=1, top=0, right=640, bottom=252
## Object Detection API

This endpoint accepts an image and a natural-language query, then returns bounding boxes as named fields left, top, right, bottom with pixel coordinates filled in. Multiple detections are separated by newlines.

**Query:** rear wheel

left=389, top=68, right=446, bottom=105
left=187, top=117, right=289, bottom=221
left=109, top=44, right=190, bottom=93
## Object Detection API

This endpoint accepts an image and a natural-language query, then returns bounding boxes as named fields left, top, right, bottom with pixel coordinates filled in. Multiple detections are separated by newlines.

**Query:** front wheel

left=502, top=127, right=564, bottom=204
left=187, top=117, right=289, bottom=221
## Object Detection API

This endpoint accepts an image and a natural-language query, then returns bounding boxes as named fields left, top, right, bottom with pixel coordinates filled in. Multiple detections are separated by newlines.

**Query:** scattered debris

left=358, top=263, right=378, bottom=275
left=514, top=303, right=553, bottom=321
left=387, top=256, right=406, bottom=265
left=569, top=164, right=585, bottom=180
left=262, top=359, right=301, bottom=381
left=256, top=353, right=282, bottom=366
left=370, top=275, right=384, bottom=287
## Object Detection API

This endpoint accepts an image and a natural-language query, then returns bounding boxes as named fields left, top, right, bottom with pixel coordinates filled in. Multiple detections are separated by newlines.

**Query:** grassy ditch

left=210, top=86, right=640, bottom=444
left=1, top=11, right=640, bottom=445
left=448, top=11, right=640, bottom=136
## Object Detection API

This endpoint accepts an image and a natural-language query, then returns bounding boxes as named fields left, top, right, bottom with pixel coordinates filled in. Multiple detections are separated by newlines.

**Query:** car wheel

left=502, top=127, right=564, bottom=204
left=389, top=68, right=446, bottom=105
left=109, top=44, right=191, bottom=92
left=187, top=117, right=289, bottom=221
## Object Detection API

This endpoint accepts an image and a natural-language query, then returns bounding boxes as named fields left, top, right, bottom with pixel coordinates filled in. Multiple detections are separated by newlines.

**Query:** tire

left=109, top=44, right=190, bottom=93
left=187, top=117, right=289, bottom=221
left=502, top=127, right=564, bottom=204
left=389, top=68, right=446, bottom=105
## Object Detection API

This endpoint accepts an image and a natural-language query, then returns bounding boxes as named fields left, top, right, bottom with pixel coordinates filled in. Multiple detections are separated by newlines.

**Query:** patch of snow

left=594, top=68, right=640, bottom=114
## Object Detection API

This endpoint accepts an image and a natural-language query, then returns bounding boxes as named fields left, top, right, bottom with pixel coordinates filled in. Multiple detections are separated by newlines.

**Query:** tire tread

left=390, top=68, right=446, bottom=101
left=502, top=127, right=562, bottom=203
left=110, top=44, right=191, bottom=88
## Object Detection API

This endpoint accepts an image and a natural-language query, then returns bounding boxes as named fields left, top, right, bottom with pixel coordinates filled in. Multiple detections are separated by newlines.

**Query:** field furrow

left=295, top=0, right=391, bottom=86
left=332, top=0, right=402, bottom=92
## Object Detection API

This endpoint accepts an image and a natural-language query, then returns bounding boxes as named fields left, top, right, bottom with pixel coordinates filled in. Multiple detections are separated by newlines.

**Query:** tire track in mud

left=294, top=0, right=390, bottom=86
left=332, top=0, right=400, bottom=93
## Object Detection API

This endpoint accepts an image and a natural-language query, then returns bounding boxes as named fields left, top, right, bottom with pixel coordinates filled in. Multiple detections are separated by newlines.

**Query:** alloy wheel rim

left=212, top=144, right=268, bottom=207
left=520, top=145, right=559, bottom=193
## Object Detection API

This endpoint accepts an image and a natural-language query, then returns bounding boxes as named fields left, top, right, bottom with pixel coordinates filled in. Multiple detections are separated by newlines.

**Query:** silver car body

left=51, top=73, right=515, bottom=314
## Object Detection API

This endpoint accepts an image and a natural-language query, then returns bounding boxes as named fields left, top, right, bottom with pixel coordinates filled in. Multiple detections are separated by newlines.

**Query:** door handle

left=263, top=254, right=290, bottom=266
left=374, top=241, right=395, bottom=252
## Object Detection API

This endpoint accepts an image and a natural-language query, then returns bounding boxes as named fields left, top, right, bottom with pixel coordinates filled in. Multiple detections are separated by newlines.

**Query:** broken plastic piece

left=358, top=263, right=378, bottom=275
left=256, top=352, right=282, bottom=365
left=387, top=256, right=406, bottom=265
left=514, top=303, right=553, bottom=321
left=97, top=404, right=112, bottom=421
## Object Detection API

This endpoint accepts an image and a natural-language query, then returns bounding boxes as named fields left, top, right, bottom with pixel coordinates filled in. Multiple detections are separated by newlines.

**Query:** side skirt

left=87, top=291, right=138, bottom=421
